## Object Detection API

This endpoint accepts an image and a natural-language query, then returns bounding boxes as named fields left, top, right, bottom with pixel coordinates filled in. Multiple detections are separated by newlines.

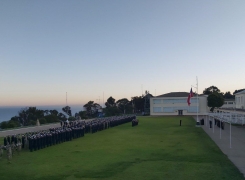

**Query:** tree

left=105, top=97, right=116, bottom=108
left=78, top=111, right=88, bottom=119
left=83, top=101, right=95, bottom=116
left=131, top=96, right=144, bottom=113
left=45, top=114, right=59, bottom=123
left=208, top=92, right=224, bottom=112
left=68, top=116, right=76, bottom=121
left=116, top=98, right=130, bottom=114
left=39, top=118, right=47, bottom=124
left=104, top=106, right=121, bottom=116
left=18, top=107, right=29, bottom=126
left=223, top=91, right=234, bottom=99
left=0, top=121, right=8, bottom=129
left=62, top=106, right=72, bottom=116
left=18, top=107, right=44, bottom=126
left=49, top=110, right=59, bottom=116
left=57, top=112, right=67, bottom=121
left=203, top=86, right=221, bottom=95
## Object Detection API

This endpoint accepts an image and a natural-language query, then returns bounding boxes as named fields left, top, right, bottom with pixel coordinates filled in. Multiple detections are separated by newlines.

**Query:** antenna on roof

left=66, top=92, right=67, bottom=106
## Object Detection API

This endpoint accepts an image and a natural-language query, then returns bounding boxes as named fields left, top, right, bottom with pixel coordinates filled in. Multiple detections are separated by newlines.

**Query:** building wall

left=222, top=100, right=235, bottom=109
left=150, top=96, right=208, bottom=116
left=235, top=94, right=245, bottom=109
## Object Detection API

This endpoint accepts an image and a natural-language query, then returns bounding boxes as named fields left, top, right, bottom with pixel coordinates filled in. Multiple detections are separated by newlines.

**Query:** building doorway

left=178, top=110, right=183, bottom=115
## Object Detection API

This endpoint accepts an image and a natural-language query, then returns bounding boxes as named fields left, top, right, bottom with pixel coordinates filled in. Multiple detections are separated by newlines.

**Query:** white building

left=221, top=99, right=235, bottom=109
left=235, top=90, right=245, bottom=109
left=150, top=92, right=208, bottom=116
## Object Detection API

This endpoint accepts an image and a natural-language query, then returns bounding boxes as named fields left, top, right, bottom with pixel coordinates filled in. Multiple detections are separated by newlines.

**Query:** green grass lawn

left=0, top=116, right=244, bottom=180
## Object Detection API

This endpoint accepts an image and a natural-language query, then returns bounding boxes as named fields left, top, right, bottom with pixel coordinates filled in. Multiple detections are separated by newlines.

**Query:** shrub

left=7, top=122, right=16, bottom=128
left=68, top=116, right=76, bottom=121
left=28, top=120, right=36, bottom=126
left=0, top=121, right=8, bottom=129
left=45, top=114, right=59, bottom=123
left=39, top=118, right=47, bottom=124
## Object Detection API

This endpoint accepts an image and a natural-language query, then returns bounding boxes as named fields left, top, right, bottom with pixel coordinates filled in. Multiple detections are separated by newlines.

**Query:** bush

left=0, top=121, right=8, bottom=129
left=79, top=111, right=88, bottom=119
left=30, top=120, right=36, bottom=126
left=68, top=116, right=76, bottom=121
left=7, top=120, right=20, bottom=128
left=7, top=122, right=16, bottom=128
left=39, top=118, right=47, bottom=124
left=45, top=114, right=59, bottom=123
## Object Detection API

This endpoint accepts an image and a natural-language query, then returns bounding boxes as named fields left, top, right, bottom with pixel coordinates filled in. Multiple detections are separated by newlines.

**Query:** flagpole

left=191, top=77, right=200, bottom=127
left=196, top=76, right=200, bottom=126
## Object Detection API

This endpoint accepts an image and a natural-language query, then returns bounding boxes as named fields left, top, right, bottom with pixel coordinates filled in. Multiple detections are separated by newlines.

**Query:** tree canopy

left=83, top=101, right=101, bottom=118
left=223, top=91, right=234, bottom=99
left=203, top=86, right=221, bottom=95
left=105, top=96, right=116, bottom=108
left=62, top=106, right=72, bottom=116
left=116, top=98, right=132, bottom=114
left=131, top=96, right=144, bottom=113
left=207, top=92, right=224, bottom=111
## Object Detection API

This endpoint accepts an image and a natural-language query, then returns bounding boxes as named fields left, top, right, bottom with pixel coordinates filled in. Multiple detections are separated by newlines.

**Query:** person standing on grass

left=6, top=143, right=12, bottom=162
left=0, top=145, right=4, bottom=158
left=4, top=137, right=7, bottom=146
left=60, top=120, right=63, bottom=127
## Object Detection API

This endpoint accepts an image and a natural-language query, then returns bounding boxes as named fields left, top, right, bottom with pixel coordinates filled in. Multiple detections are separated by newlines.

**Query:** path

left=196, top=116, right=245, bottom=177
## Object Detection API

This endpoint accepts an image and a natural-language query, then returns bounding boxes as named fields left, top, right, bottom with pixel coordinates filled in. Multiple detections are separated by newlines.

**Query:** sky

left=0, top=0, right=245, bottom=107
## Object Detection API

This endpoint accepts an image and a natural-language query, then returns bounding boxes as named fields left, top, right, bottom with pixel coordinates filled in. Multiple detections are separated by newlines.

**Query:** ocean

left=0, top=105, right=85, bottom=123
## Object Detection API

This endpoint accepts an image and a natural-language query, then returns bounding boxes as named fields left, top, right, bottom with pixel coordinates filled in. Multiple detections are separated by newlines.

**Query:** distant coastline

left=0, top=105, right=84, bottom=123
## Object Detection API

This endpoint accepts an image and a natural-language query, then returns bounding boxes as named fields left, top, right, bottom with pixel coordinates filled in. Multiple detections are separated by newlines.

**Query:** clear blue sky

left=0, top=0, right=245, bottom=106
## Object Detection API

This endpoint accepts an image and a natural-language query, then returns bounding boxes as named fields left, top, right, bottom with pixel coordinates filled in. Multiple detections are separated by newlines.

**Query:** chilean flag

left=187, top=88, right=194, bottom=106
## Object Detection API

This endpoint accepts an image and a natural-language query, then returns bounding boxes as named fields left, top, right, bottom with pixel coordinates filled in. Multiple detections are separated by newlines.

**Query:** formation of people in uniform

left=0, top=134, right=22, bottom=162
left=132, top=119, right=139, bottom=127
left=0, top=115, right=138, bottom=161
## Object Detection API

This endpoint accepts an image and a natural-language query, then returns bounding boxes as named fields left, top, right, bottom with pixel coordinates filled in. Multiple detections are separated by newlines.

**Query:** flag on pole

left=187, top=88, right=194, bottom=106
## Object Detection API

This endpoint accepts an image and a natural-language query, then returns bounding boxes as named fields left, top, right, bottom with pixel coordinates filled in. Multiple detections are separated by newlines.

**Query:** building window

left=163, top=107, right=174, bottom=112
left=153, top=99, right=162, bottom=104
left=153, top=107, right=162, bottom=113
left=163, top=98, right=197, bottom=104
left=188, top=107, right=198, bottom=113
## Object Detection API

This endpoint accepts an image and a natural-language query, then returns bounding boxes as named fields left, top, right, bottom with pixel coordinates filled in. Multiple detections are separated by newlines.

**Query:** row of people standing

left=2, top=115, right=137, bottom=153
left=85, top=115, right=136, bottom=134
left=214, top=119, right=225, bottom=129
left=28, top=121, right=86, bottom=152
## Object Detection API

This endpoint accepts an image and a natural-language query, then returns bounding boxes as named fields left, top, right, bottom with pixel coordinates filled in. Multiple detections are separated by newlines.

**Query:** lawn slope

left=0, top=116, right=244, bottom=180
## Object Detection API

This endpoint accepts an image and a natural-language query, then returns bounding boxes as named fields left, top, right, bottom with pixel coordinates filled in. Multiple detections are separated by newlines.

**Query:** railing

left=208, top=112, right=245, bottom=125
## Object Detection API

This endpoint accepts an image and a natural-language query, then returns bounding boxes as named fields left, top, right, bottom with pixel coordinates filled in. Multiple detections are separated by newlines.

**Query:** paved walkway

left=0, top=119, right=94, bottom=137
left=196, top=116, right=245, bottom=178
left=0, top=123, right=61, bottom=137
